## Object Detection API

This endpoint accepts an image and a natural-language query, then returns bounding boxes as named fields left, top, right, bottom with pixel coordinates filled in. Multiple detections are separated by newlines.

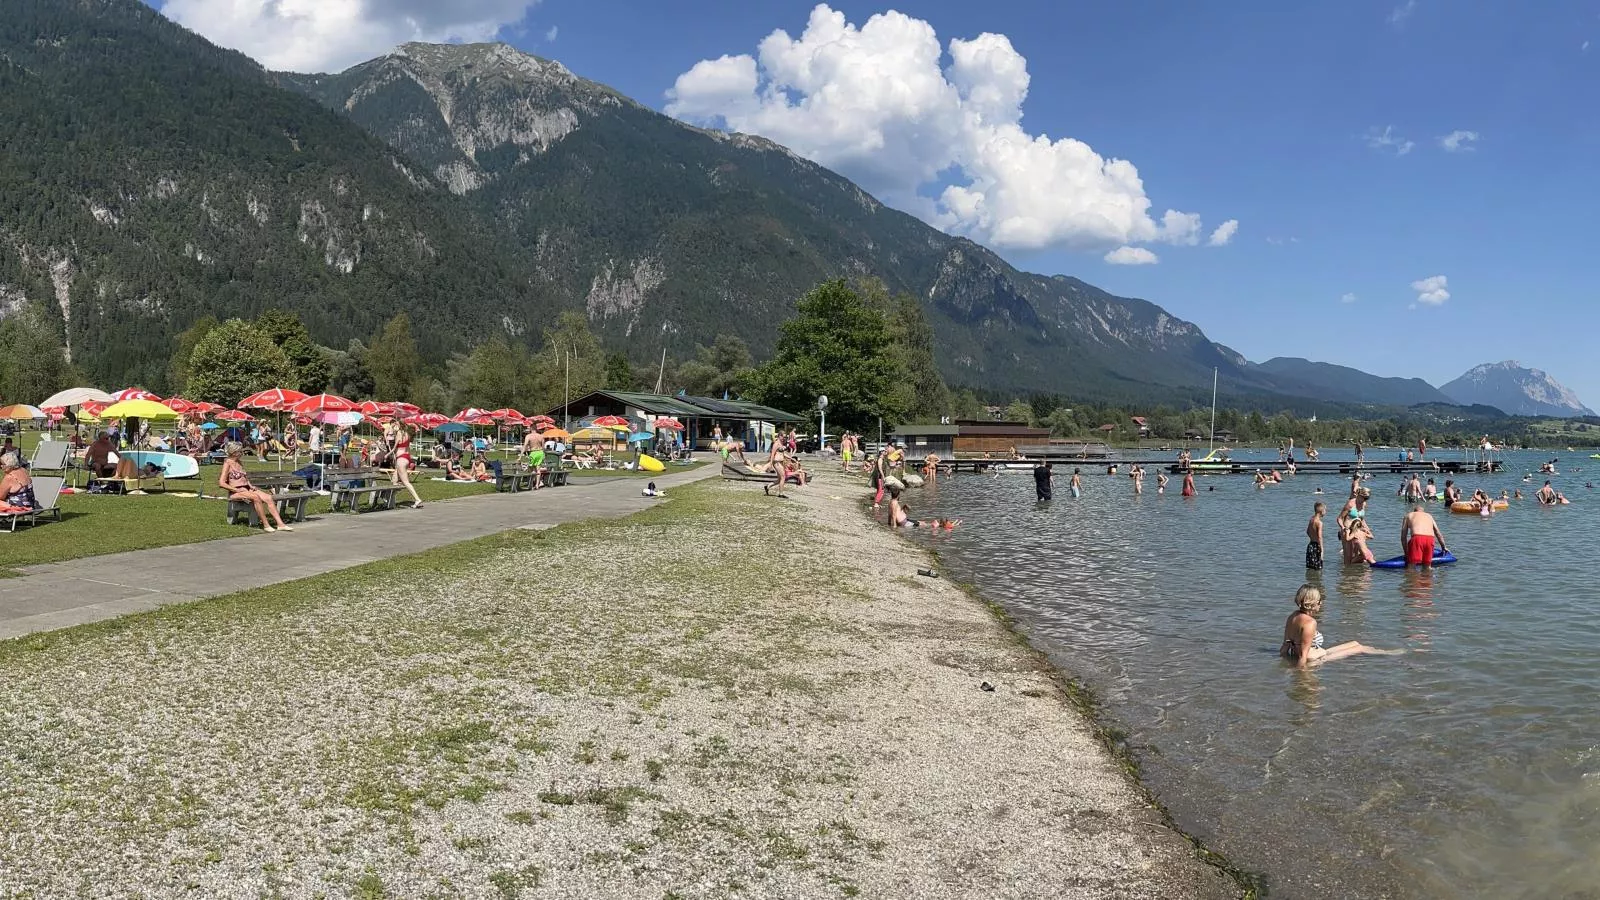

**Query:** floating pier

left=924, top=457, right=1503, bottom=476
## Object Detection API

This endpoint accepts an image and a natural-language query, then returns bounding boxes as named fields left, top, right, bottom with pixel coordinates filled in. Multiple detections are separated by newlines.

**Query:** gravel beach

left=0, top=472, right=1243, bottom=898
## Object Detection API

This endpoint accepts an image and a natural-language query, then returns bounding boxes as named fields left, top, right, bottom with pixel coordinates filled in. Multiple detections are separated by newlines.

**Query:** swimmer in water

left=1181, top=469, right=1195, bottom=497
left=1281, top=584, right=1398, bottom=668
left=1156, top=470, right=1168, bottom=494
left=1305, top=502, right=1325, bottom=571
left=1070, top=467, right=1083, bottom=499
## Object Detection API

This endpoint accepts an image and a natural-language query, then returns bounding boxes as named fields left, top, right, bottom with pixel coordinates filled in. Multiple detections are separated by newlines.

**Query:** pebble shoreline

left=0, top=473, right=1242, bottom=898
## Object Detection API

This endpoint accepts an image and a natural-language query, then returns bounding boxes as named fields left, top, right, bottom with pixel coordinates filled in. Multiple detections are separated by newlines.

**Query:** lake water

left=901, top=449, right=1600, bottom=899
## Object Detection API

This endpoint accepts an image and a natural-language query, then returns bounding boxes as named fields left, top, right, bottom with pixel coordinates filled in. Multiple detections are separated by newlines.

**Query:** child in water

left=1305, top=502, right=1325, bottom=570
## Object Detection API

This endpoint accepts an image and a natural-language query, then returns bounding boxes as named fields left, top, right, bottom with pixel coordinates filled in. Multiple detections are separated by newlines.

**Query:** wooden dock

left=926, top=457, right=1503, bottom=476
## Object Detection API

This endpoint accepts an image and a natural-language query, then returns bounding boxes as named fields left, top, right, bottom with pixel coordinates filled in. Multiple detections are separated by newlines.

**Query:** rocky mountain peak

left=387, top=42, right=580, bottom=89
left=1441, top=361, right=1594, bottom=418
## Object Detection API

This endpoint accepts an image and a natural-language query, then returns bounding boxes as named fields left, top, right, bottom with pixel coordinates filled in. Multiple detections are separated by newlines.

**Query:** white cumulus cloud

left=1207, top=219, right=1239, bottom=246
left=1388, top=0, right=1418, bottom=28
left=160, top=0, right=539, bottom=72
left=1105, top=246, right=1159, bottom=266
left=1340, top=292, right=1358, bottom=304
left=665, top=5, right=1221, bottom=254
left=544, top=25, right=558, bottom=42
left=1411, top=275, right=1450, bottom=306
left=1438, top=129, right=1479, bottom=152
left=1366, top=125, right=1414, bottom=156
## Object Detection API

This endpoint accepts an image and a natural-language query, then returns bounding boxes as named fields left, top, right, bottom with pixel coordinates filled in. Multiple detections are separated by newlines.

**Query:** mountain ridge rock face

left=1252, top=358, right=1454, bottom=407
left=1441, top=361, right=1594, bottom=418
left=279, top=41, right=1278, bottom=400
left=0, top=0, right=556, bottom=387
left=0, top=7, right=1545, bottom=410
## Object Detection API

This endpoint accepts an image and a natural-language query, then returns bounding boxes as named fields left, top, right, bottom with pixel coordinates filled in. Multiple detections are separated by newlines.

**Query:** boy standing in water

left=1306, top=502, right=1326, bottom=570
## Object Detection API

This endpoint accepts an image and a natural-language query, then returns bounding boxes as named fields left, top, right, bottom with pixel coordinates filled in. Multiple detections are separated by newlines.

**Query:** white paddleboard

left=120, top=450, right=200, bottom=479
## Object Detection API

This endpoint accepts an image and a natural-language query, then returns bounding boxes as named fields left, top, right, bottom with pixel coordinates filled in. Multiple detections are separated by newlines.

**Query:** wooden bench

left=227, top=491, right=320, bottom=526
left=494, top=469, right=535, bottom=493
left=330, top=483, right=403, bottom=512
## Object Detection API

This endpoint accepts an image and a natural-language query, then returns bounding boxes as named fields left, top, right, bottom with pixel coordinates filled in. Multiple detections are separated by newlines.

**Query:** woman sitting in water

left=885, top=484, right=958, bottom=530
left=1281, top=584, right=1398, bottom=668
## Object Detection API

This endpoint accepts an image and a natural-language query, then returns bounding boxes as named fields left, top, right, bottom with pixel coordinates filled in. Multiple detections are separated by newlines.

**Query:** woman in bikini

left=386, top=422, right=423, bottom=509
left=1281, top=584, right=1395, bottom=668
left=219, top=442, right=292, bottom=533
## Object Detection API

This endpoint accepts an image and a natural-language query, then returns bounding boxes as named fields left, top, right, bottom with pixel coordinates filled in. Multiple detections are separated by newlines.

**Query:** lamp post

left=817, top=394, right=828, bottom=455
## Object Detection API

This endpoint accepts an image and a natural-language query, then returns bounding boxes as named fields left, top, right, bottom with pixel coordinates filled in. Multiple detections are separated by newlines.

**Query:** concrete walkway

left=0, top=466, right=722, bottom=641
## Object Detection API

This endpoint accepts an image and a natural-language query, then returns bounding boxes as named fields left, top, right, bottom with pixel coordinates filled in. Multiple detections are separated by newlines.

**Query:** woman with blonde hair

left=386, top=421, right=424, bottom=509
left=219, top=442, right=292, bottom=533
left=1280, top=584, right=1397, bottom=668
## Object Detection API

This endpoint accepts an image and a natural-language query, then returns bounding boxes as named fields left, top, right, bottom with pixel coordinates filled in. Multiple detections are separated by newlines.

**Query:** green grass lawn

left=0, top=462, right=496, bottom=576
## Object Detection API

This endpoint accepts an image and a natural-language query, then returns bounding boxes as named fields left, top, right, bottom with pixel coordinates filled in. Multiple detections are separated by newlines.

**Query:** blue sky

left=156, top=1, right=1600, bottom=401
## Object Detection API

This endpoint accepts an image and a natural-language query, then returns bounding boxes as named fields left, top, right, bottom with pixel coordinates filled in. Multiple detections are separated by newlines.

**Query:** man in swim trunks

left=1401, top=502, right=1447, bottom=568
left=1537, top=480, right=1558, bottom=505
left=1033, top=461, right=1053, bottom=501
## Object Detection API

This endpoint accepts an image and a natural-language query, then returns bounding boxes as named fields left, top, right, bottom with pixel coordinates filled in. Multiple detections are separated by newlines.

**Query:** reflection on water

left=907, top=450, right=1600, bottom=899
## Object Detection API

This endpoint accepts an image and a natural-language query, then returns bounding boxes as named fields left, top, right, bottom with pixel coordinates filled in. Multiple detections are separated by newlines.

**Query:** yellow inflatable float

left=637, top=453, right=665, bottom=473
left=1450, top=500, right=1508, bottom=514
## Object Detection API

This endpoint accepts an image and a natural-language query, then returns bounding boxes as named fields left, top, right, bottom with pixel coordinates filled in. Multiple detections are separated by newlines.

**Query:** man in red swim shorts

left=1401, top=503, right=1447, bottom=568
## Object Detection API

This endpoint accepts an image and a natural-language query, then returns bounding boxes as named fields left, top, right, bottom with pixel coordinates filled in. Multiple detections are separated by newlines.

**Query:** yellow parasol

left=97, top=398, right=180, bottom=420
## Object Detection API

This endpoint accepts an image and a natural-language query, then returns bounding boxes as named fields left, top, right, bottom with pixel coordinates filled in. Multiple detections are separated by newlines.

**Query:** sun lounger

left=721, top=461, right=780, bottom=482
left=0, top=476, right=64, bottom=531
left=30, top=441, right=70, bottom=471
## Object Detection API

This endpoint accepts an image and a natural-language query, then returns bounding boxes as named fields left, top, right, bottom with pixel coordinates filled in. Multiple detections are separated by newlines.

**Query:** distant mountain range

left=0, top=1, right=1589, bottom=418
left=1441, top=362, right=1595, bottom=418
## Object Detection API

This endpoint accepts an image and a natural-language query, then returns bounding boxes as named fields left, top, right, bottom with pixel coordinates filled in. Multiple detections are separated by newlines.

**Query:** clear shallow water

left=902, top=450, right=1600, bottom=899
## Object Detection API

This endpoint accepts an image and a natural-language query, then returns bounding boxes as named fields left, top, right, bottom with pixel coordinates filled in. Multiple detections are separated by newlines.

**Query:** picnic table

left=322, top=466, right=402, bottom=513
left=225, top=473, right=320, bottom=526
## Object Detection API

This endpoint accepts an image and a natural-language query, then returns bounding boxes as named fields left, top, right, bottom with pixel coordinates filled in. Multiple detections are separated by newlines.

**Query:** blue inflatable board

left=1371, top=550, right=1457, bottom=569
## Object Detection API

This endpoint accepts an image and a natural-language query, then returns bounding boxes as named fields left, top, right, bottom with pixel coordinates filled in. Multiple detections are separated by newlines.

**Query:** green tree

left=888, top=295, right=950, bottom=421
left=448, top=337, right=523, bottom=410
left=0, top=309, right=73, bottom=404
left=747, top=280, right=908, bottom=431
left=329, top=339, right=374, bottom=399
left=529, top=312, right=606, bottom=413
left=951, top=389, right=986, bottom=421
left=254, top=309, right=327, bottom=393
left=183, top=319, right=292, bottom=407
left=604, top=352, right=637, bottom=391
left=674, top=333, right=754, bottom=398
left=1003, top=400, right=1035, bottom=425
left=166, top=316, right=217, bottom=395
left=368, top=313, right=420, bottom=402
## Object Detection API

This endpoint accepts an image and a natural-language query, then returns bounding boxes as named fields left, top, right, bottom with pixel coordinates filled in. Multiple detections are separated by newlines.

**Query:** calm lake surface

left=903, top=449, right=1600, bottom=899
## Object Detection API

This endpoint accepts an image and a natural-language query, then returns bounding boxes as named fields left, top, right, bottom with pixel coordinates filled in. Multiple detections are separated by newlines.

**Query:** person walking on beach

left=1306, top=502, right=1326, bottom=570
left=1034, top=461, right=1053, bottom=501
left=1401, top=502, right=1446, bottom=568
left=870, top=447, right=889, bottom=510
left=1070, top=467, right=1083, bottom=498
left=385, top=422, right=424, bottom=509
left=1281, top=584, right=1398, bottom=668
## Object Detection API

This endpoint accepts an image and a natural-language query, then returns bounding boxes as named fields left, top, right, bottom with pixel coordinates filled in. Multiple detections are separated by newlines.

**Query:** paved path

left=0, top=466, right=722, bottom=641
